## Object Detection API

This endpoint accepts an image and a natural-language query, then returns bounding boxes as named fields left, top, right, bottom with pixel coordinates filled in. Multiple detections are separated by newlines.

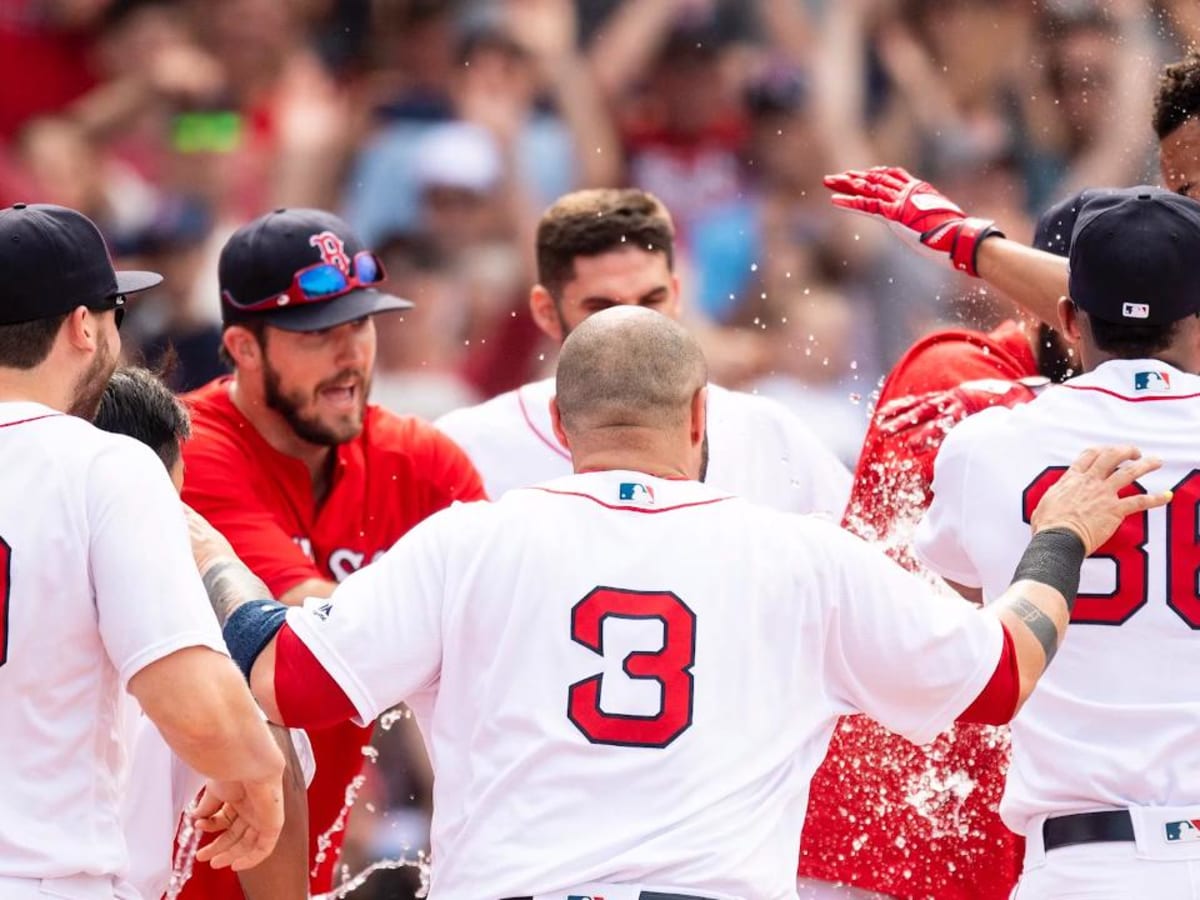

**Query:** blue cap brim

left=251, top=287, right=414, bottom=332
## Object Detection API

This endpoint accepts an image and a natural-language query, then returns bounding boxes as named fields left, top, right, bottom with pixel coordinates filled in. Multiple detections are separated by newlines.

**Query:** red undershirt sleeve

left=274, top=622, right=358, bottom=729
left=957, top=622, right=1019, bottom=725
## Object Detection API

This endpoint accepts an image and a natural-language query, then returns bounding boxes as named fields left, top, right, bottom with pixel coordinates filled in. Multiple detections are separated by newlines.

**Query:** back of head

left=1154, top=51, right=1200, bottom=141
left=93, top=365, right=191, bottom=472
left=556, top=306, right=706, bottom=436
left=1068, top=186, right=1200, bottom=362
left=536, top=189, right=676, bottom=298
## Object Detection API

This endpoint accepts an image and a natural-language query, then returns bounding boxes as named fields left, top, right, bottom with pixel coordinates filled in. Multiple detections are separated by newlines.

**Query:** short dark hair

left=218, top=316, right=269, bottom=369
left=1154, top=52, right=1200, bottom=140
left=93, top=365, right=191, bottom=472
left=536, top=189, right=676, bottom=299
left=1086, top=313, right=1189, bottom=360
left=0, top=314, right=69, bottom=370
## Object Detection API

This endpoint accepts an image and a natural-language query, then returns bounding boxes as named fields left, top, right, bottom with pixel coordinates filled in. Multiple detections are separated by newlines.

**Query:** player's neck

left=227, top=376, right=335, bottom=491
left=568, top=434, right=698, bottom=482
left=0, top=367, right=71, bottom=413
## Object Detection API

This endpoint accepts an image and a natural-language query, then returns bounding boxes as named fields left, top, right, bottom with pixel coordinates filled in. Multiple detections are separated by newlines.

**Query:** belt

left=1043, top=810, right=1135, bottom=851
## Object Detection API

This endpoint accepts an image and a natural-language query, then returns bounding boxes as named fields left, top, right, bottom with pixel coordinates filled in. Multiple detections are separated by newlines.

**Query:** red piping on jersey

left=0, top=413, right=61, bottom=429
left=1062, top=384, right=1200, bottom=403
left=517, top=387, right=570, bottom=461
left=529, top=486, right=734, bottom=514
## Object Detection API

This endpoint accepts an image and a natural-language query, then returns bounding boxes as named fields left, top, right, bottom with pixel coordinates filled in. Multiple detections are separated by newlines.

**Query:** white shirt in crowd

left=436, top=377, right=852, bottom=516
left=285, top=470, right=1001, bottom=900
left=0, top=403, right=225, bottom=886
left=916, top=359, right=1200, bottom=835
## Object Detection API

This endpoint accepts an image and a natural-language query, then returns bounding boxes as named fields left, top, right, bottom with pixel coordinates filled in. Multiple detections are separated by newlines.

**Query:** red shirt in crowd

left=799, top=321, right=1040, bottom=900
left=178, top=376, right=486, bottom=897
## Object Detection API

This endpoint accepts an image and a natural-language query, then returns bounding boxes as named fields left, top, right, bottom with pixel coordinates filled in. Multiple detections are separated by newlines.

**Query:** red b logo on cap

left=308, top=231, right=351, bottom=273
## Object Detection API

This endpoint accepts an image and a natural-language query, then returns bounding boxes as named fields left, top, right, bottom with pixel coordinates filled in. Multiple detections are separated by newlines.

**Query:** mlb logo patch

left=618, top=482, right=655, bottom=504
left=1134, top=370, right=1172, bottom=392
left=1122, top=302, right=1150, bottom=319
left=1165, top=820, right=1200, bottom=842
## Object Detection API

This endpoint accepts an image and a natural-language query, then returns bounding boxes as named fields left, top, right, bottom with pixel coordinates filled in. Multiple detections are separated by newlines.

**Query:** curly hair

left=1154, top=52, right=1200, bottom=139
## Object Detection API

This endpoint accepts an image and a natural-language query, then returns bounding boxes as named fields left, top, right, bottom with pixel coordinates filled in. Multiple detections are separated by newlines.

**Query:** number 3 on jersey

left=567, top=587, right=696, bottom=748
left=1022, top=467, right=1200, bottom=627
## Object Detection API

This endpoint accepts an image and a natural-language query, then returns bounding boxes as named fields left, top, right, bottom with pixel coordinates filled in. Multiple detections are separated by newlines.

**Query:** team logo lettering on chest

left=328, top=547, right=386, bottom=582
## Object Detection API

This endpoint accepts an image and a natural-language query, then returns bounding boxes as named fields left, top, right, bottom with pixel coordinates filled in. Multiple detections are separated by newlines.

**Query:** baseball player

left=435, top=188, right=852, bottom=517
left=93, top=366, right=315, bottom=900
left=797, top=198, right=1085, bottom=900
left=178, top=208, right=487, bottom=897
left=196, top=306, right=1161, bottom=900
left=914, top=187, right=1200, bottom=897
left=0, top=204, right=285, bottom=897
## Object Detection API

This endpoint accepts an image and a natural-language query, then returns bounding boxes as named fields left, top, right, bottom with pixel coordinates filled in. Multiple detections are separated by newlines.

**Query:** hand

left=877, top=379, right=1038, bottom=450
left=823, top=166, right=1003, bottom=276
left=1031, top=446, right=1171, bottom=555
left=192, top=777, right=285, bottom=871
left=184, top=504, right=236, bottom=576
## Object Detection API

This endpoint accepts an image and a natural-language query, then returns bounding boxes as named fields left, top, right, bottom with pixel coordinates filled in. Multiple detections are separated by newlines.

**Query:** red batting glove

left=824, top=166, right=1004, bottom=276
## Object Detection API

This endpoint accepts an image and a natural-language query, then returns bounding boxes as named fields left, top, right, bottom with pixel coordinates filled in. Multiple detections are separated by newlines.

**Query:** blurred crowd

left=2, top=0, right=1195, bottom=894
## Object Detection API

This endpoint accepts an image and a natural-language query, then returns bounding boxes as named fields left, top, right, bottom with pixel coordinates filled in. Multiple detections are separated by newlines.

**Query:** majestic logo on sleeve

left=308, top=231, right=351, bottom=272
left=1134, top=370, right=1172, bottom=392
left=618, top=482, right=655, bottom=505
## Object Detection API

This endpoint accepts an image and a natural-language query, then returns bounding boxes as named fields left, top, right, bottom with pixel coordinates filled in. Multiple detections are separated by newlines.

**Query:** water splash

left=164, top=806, right=202, bottom=899
left=311, top=773, right=368, bottom=878
left=312, top=850, right=431, bottom=900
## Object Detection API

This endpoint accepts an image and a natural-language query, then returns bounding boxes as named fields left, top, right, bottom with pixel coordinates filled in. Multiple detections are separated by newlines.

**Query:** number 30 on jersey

left=567, top=587, right=696, bottom=748
left=1023, top=467, right=1200, bottom=627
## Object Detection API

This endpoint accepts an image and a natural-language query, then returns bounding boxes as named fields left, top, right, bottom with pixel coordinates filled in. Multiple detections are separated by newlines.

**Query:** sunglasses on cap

left=222, top=251, right=386, bottom=313
left=89, top=295, right=125, bottom=330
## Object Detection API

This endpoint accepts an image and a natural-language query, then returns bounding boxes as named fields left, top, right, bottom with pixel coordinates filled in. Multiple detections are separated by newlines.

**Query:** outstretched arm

left=826, top=166, right=1070, bottom=325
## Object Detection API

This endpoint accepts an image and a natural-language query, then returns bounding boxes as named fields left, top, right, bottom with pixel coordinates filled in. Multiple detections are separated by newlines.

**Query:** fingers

left=1117, top=488, right=1173, bottom=517
left=1088, top=445, right=1142, bottom=477
left=1107, top=455, right=1162, bottom=490
left=830, top=194, right=885, bottom=216
left=1067, top=446, right=1102, bottom=474
left=190, top=788, right=223, bottom=821
left=194, top=804, right=238, bottom=834
left=195, top=816, right=270, bottom=871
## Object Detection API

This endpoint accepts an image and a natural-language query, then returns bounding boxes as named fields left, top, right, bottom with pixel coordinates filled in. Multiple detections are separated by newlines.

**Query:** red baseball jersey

left=178, top=376, right=486, bottom=898
left=798, top=322, right=1036, bottom=900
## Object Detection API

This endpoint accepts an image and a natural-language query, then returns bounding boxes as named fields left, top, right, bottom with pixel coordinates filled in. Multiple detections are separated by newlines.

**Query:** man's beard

left=263, top=358, right=368, bottom=447
left=70, top=331, right=117, bottom=419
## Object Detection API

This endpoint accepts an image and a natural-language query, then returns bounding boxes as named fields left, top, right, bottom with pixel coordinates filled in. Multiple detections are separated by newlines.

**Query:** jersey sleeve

left=281, top=506, right=457, bottom=726
left=88, top=439, right=226, bottom=687
left=181, top=436, right=322, bottom=598
left=802, top=517, right=1004, bottom=745
left=912, top=417, right=985, bottom=588
left=418, top=420, right=488, bottom=506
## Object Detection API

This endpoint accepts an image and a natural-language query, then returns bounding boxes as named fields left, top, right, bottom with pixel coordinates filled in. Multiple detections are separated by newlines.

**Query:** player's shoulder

left=364, top=404, right=474, bottom=463
left=434, top=382, right=529, bottom=440
left=1, top=402, right=159, bottom=468
left=708, top=381, right=796, bottom=427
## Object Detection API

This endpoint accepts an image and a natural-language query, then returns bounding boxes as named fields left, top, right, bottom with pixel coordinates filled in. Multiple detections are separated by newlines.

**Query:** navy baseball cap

left=0, top=203, right=162, bottom=326
left=1068, top=186, right=1200, bottom=326
left=1032, top=187, right=1112, bottom=257
left=219, top=208, right=413, bottom=332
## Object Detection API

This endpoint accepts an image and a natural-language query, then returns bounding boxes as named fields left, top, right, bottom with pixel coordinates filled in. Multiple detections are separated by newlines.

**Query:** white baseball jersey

left=285, top=470, right=1002, bottom=900
left=119, top=712, right=316, bottom=900
left=0, top=402, right=225, bottom=882
left=915, top=359, right=1200, bottom=835
left=435, top=377, right=852, bottom=516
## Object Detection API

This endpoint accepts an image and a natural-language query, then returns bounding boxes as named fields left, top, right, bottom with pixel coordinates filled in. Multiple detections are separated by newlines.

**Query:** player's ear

left=689, top=385, right=707, bottom=446
left=222, top=325, right=263, bottom=370
left=63, top=306, right=96, bottom=353
left=1058, top=297, right=1083, bottom=344
left=530, top=285, right=565, bottom=343
left=549, top=395, right=571, bottom=451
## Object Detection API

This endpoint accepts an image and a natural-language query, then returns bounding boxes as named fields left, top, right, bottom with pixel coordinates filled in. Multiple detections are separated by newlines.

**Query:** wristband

left=1010, top=528, right=1086, bottom=610
left=950, top=218, right=1004, bottom=276
left=223, top=599, right=289, bottom=680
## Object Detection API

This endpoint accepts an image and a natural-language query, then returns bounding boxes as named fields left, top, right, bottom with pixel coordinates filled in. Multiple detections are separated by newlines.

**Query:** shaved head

left=555, top=306, right=707, bottom=435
